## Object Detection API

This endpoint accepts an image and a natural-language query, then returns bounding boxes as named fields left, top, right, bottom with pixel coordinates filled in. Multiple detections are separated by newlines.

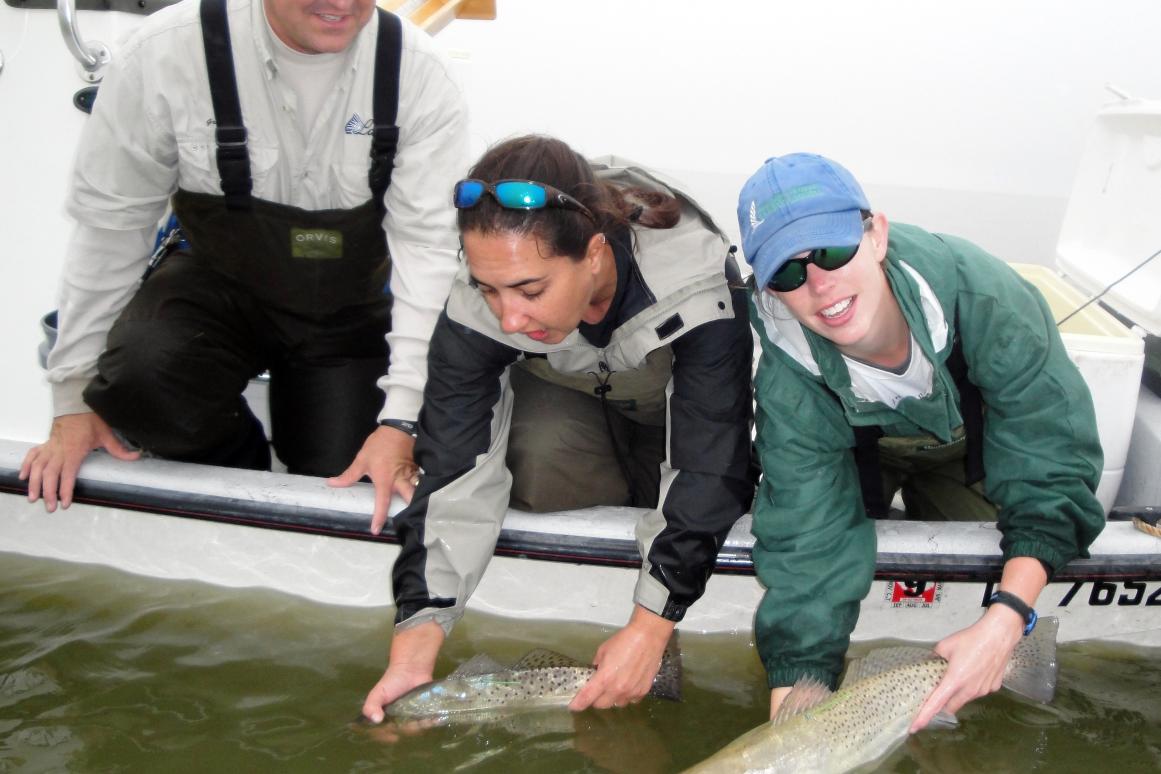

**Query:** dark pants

left=83, top=253, right=389, bottom=477
left=878, top=434, right=998, bottom=521
left=506, top=363, right=666, bottom=512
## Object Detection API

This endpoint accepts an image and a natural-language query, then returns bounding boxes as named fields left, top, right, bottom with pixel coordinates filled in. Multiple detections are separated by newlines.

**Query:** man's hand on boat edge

left=20, top=412, right=140, bottom=512
left=328, top=423, right=419, bottom=533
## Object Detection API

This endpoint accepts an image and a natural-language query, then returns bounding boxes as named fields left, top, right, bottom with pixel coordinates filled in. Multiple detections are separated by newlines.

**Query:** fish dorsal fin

left=449, top=654, right=506, bottom=678
left=837, top=657, right=864, bottom=691
left=771, top=677, right=833, bottom=726
left=511, top=649, right=585, bottom=670
left=841, top=646, right=941, bottom=686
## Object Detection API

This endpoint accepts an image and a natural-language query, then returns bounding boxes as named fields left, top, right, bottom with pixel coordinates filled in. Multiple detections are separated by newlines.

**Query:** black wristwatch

left=379, top=418, right=418, bottom=438
left=987, top=590, right=1038, bottom=636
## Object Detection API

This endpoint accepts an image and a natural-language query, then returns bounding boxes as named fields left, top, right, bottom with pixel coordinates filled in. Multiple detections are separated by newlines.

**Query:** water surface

left=2, top=554, right=1159, bottom=773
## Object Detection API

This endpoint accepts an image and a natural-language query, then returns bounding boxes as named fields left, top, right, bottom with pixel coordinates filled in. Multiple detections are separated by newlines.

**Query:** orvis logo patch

left=291, top=228, right=343, bottom=259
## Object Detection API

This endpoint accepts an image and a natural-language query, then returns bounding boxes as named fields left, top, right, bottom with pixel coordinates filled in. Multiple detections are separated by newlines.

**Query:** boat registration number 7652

left=981, top=580, right=1161, bottom=608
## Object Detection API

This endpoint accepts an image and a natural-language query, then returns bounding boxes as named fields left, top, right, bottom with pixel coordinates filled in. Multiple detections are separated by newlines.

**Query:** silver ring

left=411, top=474, right=420, bottom=486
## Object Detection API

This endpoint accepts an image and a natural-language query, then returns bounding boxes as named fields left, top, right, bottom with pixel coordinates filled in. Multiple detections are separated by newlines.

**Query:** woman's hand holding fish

left=768, top=685, right=793, bottom=719
left=911, top=557, right=1048, bottom=733
left=569, top=605, right=674, bottom=711
left=910, top=609, right=1022, bottom=732
left=362, top=620, right=445, bottom=723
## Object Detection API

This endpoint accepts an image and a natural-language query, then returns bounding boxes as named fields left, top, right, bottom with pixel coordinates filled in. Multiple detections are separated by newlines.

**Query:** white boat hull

left=3, top=440, right=1159, bottom=646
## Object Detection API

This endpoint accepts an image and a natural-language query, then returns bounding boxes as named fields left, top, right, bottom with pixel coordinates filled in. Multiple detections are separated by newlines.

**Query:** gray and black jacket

left=391, top=158, right=755, bottom=632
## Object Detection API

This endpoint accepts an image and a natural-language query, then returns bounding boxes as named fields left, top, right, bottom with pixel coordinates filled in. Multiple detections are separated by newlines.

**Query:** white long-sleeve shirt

left=48, top=0, right=469, bottom=425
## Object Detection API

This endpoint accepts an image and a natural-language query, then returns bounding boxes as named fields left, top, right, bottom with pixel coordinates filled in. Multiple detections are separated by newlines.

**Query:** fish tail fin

left=1001, top=616, right=1059, bottom=703
left=647, top=634, right=683, bottom=702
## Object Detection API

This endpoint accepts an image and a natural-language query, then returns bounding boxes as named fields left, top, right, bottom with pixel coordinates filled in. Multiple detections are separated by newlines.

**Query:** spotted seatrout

left=385, top=645, right=682, bottom=720
left=684, top=617, right=1059, bottom=774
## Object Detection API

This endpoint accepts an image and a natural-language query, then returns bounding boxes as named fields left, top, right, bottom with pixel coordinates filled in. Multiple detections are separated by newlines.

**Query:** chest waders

left=172, top=0, right=402, bottom=318
left=844, top=330, right=987, bottom=519
left=83, top=1, right=405, bottom=476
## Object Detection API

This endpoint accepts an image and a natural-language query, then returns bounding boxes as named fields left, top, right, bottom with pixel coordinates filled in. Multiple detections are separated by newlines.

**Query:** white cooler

left=1008, top=98, right=1161, bottom=513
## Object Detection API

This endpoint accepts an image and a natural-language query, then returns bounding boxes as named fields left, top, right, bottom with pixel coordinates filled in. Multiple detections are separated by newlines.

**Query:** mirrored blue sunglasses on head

left=453, top=179, right=595, bottom=221
left=766, top=217, right=873, bottom=292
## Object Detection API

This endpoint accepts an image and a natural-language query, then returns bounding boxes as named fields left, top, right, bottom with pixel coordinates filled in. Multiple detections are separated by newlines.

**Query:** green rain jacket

left=748, top=222, right=1105, bottom=690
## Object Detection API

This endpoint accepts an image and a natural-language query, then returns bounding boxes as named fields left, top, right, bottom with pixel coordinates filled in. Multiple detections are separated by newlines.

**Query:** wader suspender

left=368, top=9, right=402, bottom=210
left=840, top=310, right=985, bottom=518
left=198, top=0, right=403, bottom=211
left=200, top=0, right=251, bottom=209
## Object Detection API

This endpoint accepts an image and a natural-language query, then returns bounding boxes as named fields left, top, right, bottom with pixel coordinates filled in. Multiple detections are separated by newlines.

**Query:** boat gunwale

left=3, top=440, right=1159, bottom=583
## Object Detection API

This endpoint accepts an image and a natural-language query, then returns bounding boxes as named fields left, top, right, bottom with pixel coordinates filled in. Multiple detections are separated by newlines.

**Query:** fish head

left=385, top=675, right=490, bottom=719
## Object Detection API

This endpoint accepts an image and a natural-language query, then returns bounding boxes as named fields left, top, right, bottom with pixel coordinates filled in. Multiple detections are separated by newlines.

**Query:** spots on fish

left=387, top=659, right=596, bottom=719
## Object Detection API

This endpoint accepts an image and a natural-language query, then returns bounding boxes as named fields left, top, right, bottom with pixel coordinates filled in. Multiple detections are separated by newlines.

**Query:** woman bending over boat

left=361, top=135, right=755, bottom=721
left=736, top=152, right=1105, bottom=731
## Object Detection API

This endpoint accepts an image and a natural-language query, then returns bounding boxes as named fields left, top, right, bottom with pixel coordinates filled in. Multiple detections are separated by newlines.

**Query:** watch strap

left=987, top=590, right=1038, bottom=636
left=379, top=418, right=418, bottom=438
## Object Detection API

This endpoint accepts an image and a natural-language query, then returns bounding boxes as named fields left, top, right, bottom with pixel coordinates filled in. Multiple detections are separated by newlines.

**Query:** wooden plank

left=455, top=0, right=496, bottom=21
left=378, top=0, right=495, bottom=34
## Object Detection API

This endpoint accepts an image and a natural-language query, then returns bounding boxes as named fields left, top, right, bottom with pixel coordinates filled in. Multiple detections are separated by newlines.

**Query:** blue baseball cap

left=737, top=153, right=870, bottom=289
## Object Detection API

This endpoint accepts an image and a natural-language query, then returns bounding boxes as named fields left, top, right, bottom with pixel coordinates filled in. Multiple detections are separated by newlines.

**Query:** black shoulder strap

left=945, top=319, right=986, bottom=486
left=369, top=9, right=403, bottom=208
left=200, top=0, right=252, bottom=210
left=852, top=424, right=889, bottom=518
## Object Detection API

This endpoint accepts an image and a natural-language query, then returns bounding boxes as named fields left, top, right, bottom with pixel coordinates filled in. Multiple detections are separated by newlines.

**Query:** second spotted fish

left=386, top=646, right=682, bottom=721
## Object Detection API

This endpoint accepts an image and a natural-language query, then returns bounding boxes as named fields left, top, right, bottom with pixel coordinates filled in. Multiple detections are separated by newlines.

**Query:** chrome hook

left=57, top=0, right=111, bottom=82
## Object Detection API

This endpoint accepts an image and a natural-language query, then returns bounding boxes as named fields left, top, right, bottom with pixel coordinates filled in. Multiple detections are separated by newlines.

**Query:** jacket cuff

left=378, top=385, right=422, bottom=425
left=394, top=605, right=463, bottom=637
left=633, top=571, right=688, bottom=622
left=52, top=379, right=92, bottom=417
left=765, top=664, right=840, bottom=691
left=1002, top=539, right=1074, bottom=579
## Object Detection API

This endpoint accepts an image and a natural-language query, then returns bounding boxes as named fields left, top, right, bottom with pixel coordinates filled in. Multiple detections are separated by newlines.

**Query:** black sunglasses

left=766, top=218, right=873, bottom=292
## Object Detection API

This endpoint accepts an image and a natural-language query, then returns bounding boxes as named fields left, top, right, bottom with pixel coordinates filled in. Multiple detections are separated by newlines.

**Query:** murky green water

left=2, top=553, right=1160, bottom=773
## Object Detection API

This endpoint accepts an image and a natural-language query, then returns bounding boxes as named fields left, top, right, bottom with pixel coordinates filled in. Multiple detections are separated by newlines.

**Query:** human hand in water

left=362, top=620, right=445, bottom=724
left=768, top=685, right=794, bottom=720
left=329, top=424, right=419, bottom=534
left=912, top=559, right=1046, bottom=732
left=20, top=412, right=140, bottom=512
left=569, top=605, right=675, bottom=711
left=910, top=607, right=1022, bottom=731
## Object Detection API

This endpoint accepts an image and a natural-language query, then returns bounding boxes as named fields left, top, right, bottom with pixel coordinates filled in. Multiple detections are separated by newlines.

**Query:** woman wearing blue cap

left=736, top=153, right=1104, bottom=730
left=360, top=135, right=755, bottom=722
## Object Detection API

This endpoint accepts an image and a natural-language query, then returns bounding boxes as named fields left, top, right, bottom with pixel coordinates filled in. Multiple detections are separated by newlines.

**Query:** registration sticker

left=886, top=580, right=944, bottom=608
